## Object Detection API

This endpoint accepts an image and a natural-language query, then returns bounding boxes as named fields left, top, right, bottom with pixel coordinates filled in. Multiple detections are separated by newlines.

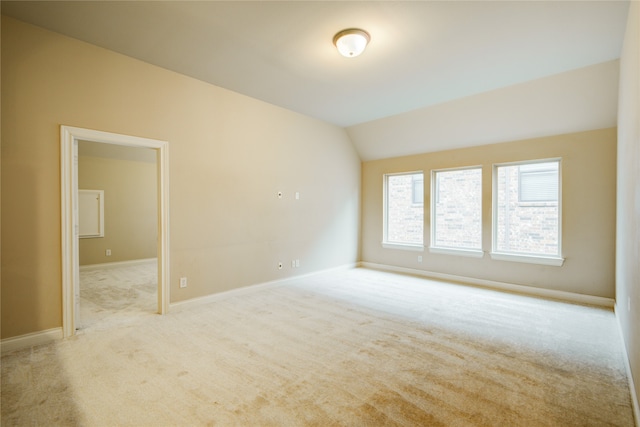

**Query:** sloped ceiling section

left=347, top=60, right=621, bottom=160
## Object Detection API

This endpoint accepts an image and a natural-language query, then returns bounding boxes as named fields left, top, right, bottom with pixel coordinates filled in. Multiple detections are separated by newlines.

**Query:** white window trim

left=429, top=246, right=484, bottom=258
left=490, top=252, right=564, bottom=266
left=382, top=242, right=425, bottom=252
left=382, top=171, right=424, bottom=249
left=492, top=158, right=563, bottom=266
left=430, top=165, right=483, bottom=253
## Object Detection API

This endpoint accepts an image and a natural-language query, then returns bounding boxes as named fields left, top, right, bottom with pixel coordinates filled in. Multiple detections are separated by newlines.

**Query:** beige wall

left=1, top=16, right=361, bottom=339
left=616, top=0, right=640, bottom=410
left=78, top=147, right=157, bottom=266
left=362, top=128, right=617, bottom=298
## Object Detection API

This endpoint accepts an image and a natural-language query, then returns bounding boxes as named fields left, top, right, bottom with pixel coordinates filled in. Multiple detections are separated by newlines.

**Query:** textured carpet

left=1, top=268, right=635, bottom=426
left=78, top=260, right=158, bottom=332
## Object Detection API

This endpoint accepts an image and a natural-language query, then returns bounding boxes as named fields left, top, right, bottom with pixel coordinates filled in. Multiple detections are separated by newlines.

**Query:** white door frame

left=61, top=125, right=170, bottom=337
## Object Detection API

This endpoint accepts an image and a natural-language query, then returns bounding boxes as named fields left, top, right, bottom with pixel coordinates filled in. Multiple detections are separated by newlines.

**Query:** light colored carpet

left=78, top=260, right=158, bottom=332
left=1, top=267, right=635, bottom=426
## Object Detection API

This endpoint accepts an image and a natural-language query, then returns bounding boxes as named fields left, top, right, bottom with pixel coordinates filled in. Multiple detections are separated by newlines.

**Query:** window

left=519, top=163, right=559, bottom=202
left=493, top=159, right=563, bottom=265
left=431, top=167, right=482, bottom=255
left=383, top=172, right=424, bottom=249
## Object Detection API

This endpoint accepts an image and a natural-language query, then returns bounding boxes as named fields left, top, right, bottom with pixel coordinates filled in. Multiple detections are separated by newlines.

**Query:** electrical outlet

left=295, top=259, right=300, bottom=268
left=106, top=249, right=111, bottom=256
left=277, top=191, right=283, bottom=199
left=180, top=277, right=187, bottom=288
left=278, top=262, right=283, bottom=270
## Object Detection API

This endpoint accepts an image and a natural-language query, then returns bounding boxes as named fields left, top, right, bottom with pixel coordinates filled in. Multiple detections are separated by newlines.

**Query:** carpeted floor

left=1, top=267, right=635, bottom=426
left=77, top=260, right=158, bottom=332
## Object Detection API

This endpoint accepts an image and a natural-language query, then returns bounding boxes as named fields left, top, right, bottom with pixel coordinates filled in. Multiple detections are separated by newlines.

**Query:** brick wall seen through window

left=495, top=160, right=560, bottom=256
left=432, top=167, right=482, bottom=250
left=385, top=173, right=423, bottom=245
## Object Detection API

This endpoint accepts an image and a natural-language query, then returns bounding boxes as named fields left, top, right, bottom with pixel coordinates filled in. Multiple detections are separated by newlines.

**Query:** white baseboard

left=170, top=263, right=358, bottom=313
left=1, top=327, right=63, bottom=355
left=358, top=262, right=615, bottom=308
left=615, top=304, right=640, bottom=427
left=80, top=258, right=157, bottom=271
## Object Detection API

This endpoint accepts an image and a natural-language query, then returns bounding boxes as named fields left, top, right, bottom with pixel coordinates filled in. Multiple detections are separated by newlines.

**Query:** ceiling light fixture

left=333, top=28, right=370, bottom=58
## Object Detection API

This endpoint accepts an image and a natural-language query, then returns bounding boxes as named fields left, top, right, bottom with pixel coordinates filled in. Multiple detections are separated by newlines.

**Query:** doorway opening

left=77, top=141, right=158, bottom=330
left=61, top=126, right=170, bottom=337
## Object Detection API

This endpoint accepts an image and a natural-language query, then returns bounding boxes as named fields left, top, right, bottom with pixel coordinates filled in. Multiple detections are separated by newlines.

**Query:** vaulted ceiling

left=2, top=1, right=630, bottom=159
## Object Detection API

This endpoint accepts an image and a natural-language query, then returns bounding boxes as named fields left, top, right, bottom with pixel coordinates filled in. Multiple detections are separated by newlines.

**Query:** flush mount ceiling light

left=333, top=28, right=370, bottom=58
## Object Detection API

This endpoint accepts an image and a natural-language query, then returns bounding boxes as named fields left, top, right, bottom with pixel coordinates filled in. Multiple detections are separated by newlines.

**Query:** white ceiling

left=2, top=1, right=630, bottom=130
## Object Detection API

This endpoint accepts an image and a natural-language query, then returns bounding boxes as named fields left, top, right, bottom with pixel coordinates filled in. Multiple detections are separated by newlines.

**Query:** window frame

left=429, top=165, right=484, bottom=258
left=491, top=158, right=564, bottom=266
left=382, top=171, right=425, bottom=251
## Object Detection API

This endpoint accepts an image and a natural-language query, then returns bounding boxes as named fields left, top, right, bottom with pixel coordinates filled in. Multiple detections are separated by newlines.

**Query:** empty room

left=1, top=1, right=638, bottom=426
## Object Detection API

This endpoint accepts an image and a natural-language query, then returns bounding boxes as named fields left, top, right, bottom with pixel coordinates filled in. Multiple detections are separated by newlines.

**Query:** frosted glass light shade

left=333, top=29, right=370, bottom=58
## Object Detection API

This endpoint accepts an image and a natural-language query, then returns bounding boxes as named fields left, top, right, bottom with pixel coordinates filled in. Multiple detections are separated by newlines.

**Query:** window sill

left=429, top=247, right=484, bottom=258
left=382, top=242, right=425, bottom=252
left=490, top=252, right=564, bottom=266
